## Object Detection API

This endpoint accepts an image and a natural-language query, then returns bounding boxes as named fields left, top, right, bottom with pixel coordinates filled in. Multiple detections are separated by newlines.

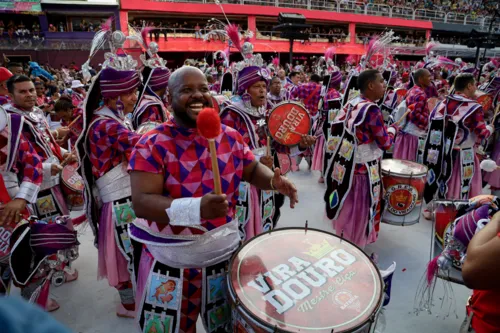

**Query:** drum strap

left=260, top=188, right=276, bottom=233
left=459, top=147, right=475, bottom=199
left=111, top=197, right=136, bottom=291
left=235, top=181, right=251, bottom=240
left=366, top=159, right=382, bottom=237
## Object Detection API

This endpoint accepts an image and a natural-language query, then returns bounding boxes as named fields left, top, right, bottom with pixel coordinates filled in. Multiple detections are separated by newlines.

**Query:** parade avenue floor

left=21, top=164, right=470, bottom=333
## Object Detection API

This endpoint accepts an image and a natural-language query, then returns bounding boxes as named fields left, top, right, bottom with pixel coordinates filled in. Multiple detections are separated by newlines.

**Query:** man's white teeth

left=190, top=103, right=203, bottom=109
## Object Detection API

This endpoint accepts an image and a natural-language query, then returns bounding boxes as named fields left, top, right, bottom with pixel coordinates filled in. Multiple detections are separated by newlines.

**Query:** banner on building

left=0, top=0, right=42, bottom=13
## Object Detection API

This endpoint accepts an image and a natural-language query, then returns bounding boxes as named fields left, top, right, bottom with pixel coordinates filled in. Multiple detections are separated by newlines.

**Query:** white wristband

left=166, top=197, right=202, bottom=226
left=486, top=125, right=494, bottom=136
left=387, top=127, right=396, bottom=136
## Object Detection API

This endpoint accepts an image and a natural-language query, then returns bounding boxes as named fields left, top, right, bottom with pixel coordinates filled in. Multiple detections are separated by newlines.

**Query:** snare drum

left=228, top=228, right=383, bottom=333
left=381, top=159, right=427, bottom=226
left=60, top=163, right=85, bottom=210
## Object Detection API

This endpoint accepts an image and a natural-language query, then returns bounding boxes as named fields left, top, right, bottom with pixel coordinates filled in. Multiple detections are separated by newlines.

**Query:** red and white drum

left=268, top=102, right=311, bottom=146
left=381, top=159, right=428, bottom=226
left=60, top=163, right=85, bottom=210
left=228, top=228, right=384, bottom=333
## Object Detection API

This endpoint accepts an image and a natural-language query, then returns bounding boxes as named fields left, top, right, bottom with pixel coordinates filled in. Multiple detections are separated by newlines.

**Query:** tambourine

left=267, top=102, right=311, bottom=146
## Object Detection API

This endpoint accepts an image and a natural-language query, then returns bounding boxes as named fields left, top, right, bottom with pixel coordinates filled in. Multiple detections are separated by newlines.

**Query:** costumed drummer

left=324, top=69, right=398, bottom=248
left=312, top=51, right=343, bottom=184
left=128, top=66, right=298, bottom=333
left=423, top=73, right=494, bottom=203
left=0, top=106, right=43, bottom=296
left=4, top=75, right=78, bottom=311
left=132, top=39, right=171, bottom=130
left=393, top=68, right=432, bottom=162
left=77, top=30, right=142, bottom=318
left=219, top=27, right=314, bottom=240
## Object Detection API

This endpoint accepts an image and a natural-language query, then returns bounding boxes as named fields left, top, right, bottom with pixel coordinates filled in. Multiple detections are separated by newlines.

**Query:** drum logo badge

left=303, top=239, right=336, bottom=259
left=273, top=106, right=306, bottom=140
left=386, top=184, right=418, bottom=216
left=333, top=290, right=361, bottom=312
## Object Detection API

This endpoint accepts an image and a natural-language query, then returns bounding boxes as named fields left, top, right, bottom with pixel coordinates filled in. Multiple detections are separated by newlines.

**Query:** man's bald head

left=167, top=66, right=212, bottom=128
left=168, top=66, right=207, bottom=94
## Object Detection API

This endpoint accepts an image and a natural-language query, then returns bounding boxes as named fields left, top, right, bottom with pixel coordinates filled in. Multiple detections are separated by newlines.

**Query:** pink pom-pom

left=197, top=108, right=221, bottom=139
left=426, top=256, right=440, bottom=286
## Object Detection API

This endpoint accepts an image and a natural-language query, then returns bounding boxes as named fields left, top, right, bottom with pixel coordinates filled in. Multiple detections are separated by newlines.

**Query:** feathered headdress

left=425, top=41, right=438, bottom=61
left=82, top=17, right=113, bottom=81
left=362, top=31, right=398, bottom=69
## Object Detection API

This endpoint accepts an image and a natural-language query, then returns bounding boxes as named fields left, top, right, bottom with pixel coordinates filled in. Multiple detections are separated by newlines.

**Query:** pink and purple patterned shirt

left=290, top=81, right=322, bottom=117
left=341, top=97, right=395, bottom=174
left=87, top=108, right=141, bottom=178
left=0, top=130, right=43, bottom=186
left=406, top=85, right=430, bottom=131
left=128, top=118, right=255, bottom=232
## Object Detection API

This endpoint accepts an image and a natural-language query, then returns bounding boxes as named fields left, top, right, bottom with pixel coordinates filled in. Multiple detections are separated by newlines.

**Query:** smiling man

left=128, top=66, right=298, bottom=332
left=4, top=75, right=77, bottom=311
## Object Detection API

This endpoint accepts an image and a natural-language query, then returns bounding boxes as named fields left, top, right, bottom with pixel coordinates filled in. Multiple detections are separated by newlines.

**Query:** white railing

left=152, top=0, right=498, bottom=29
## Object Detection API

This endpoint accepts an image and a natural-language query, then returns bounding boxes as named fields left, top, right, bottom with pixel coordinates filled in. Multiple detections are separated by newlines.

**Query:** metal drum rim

left=381, top=158, right=428, bottom=178
left=227, top=227, right=384, bottom=333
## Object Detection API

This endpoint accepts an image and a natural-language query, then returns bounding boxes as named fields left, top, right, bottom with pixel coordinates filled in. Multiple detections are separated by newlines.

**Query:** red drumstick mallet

left=197, top=108, right=223, bottom=195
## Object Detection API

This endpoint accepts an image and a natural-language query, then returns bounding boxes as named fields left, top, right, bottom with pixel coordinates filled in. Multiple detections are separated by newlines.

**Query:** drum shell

left=381, top=171, right=426, bottom=225
left=227, top=228, right=383, bottom=333
left=60, top=165, right=85, bottom=211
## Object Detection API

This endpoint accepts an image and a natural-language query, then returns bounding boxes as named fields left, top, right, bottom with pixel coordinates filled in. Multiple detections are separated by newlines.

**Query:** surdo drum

left=381, top=159, right=428, bottom=226
left=228, top=228, right=383, bottom=333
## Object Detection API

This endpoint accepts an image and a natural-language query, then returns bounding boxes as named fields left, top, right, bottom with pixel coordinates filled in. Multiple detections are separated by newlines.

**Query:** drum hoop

left=381, top=159, right=428, bottom=178
left=227, top=227, right=384, bottom=332
left=268, top=101, right=311, bottom=147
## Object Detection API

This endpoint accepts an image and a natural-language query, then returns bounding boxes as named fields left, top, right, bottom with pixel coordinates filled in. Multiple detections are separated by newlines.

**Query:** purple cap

left=149, top=67, right=171, bottom=91
left=100, top=67, right=140, bottom=98
left=329, top=71, right=342, bottom=88
left=237, top=66, right=270, bottom=95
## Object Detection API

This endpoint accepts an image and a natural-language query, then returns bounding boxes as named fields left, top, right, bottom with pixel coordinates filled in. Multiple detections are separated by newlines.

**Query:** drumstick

left=267, top=136, right=271, bottom=156
left=68, top=115, right=81, bottom=128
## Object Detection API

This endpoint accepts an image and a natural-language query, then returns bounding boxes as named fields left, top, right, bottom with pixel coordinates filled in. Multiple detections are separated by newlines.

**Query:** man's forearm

left=245, top=162, right=274, bottom=190
left=132, top=193, right=174, bottom=224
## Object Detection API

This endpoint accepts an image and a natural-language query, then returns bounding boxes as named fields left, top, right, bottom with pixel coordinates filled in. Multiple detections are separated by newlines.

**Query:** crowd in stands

left=0, top=19, right=42, bottom=39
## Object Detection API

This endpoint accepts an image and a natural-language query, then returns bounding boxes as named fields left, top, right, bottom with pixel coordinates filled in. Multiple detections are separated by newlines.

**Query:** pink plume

left=426, top=256, right=440, bottom=286
left=325, top=47, right=336, bottom=61
left=223, top=46, right=230, bottom=59
left=346, top=54, right=356, bottom=64
left=272, top=57, right=279, bottom=67
left=425, top=42, right=437, bottom=56
left=141, top=26, right=154, bottom=49
left=225, top=24, right=242, bottom=52
left=101, top=17, right=114, bottom=32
